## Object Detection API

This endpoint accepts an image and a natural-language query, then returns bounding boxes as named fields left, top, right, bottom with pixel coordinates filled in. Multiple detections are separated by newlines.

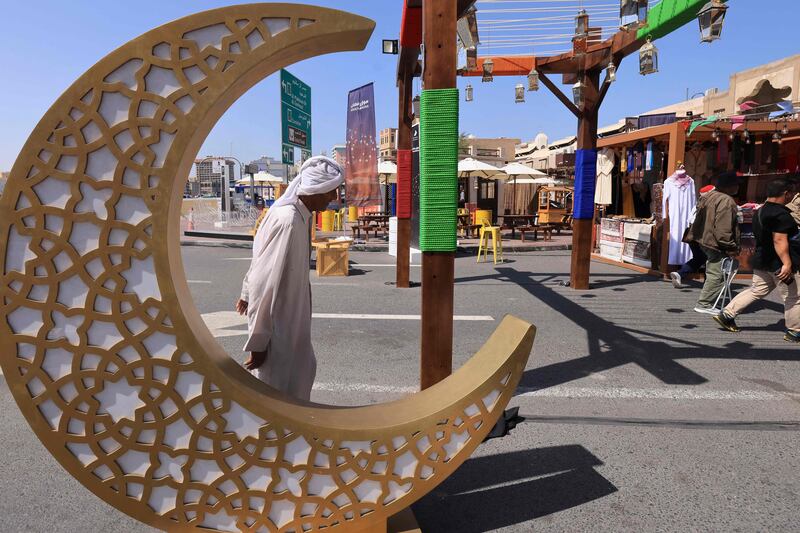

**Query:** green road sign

left=281, top=69, right=311, bottom=154
left=282, top=144, right=295, bottom=166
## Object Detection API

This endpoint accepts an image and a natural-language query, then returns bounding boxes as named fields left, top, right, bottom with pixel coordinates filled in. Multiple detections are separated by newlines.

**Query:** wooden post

left=420, top=0, right=456, bottom=390
left=570, top=69, right=601, bottom=290
left=396, top=70, right=413, bottom=288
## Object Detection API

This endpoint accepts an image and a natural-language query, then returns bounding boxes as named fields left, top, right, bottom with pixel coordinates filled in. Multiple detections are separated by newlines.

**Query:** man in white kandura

left=236, top=156, right=343, bottom=400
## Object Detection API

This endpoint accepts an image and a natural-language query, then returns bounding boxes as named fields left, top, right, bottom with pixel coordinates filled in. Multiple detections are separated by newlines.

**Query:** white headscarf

left=271, top=156, right=344, bottom=210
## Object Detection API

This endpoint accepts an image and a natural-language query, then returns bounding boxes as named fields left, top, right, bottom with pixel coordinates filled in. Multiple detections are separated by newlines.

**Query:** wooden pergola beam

left=538, top=72, right=581, bottom=119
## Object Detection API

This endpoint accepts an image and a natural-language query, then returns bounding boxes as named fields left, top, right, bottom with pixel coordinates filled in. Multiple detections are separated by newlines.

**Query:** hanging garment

left=595, top=148, right=615, bottom=205
left=645, top=140, right=654, bottom=171
left=662, top=170, right=697, bottom=265
left=622, top=184, right=636, bottom=217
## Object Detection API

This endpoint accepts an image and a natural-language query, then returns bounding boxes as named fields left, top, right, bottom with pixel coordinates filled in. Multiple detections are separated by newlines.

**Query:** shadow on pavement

left=455, top=267, right=800, bottom=391
left=413, top=445, right=617, bottom=532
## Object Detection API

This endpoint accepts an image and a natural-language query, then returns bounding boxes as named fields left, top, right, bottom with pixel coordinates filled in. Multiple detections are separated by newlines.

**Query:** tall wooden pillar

left=570, top=69, right=601, bottom=290
left=420, top=0, right=457, bottom=390
left=396, top=71, right=413, bottom=288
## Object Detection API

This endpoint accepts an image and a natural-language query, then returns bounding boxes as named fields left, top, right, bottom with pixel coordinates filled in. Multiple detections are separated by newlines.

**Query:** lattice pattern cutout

left=0, top=5, right=530, bottom=532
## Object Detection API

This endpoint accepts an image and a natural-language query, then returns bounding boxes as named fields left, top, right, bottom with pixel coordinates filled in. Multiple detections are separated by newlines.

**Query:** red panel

left=396, top=149, right=412, bottom=219
left=400, top=5, right=422, bottom=48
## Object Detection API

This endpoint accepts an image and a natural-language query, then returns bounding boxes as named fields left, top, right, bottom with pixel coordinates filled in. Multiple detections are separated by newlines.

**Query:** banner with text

left=345, top=83, right=380, bottom=208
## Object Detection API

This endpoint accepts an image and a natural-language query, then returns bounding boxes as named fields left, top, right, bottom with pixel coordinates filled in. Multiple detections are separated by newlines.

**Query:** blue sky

left=0, top=1, right=795, bottom=172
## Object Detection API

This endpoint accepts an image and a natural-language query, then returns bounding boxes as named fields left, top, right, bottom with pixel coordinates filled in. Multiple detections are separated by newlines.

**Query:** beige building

left=379, top=128, right=398, bottom=162
left=704, top=54, right=800, bottom=116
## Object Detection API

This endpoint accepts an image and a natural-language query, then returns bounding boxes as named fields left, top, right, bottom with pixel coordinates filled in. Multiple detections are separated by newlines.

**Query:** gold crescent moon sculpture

left=0, top=4, right=535, bottom=531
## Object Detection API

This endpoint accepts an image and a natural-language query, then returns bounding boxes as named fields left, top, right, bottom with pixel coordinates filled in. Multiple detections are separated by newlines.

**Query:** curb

left=180, top=240, right=572, bottom=253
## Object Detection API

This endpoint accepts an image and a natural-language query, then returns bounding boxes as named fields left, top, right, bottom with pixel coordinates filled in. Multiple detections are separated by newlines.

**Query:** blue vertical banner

left=346, top=83, right=381, bottom=207
left=573, top=149, right=597, bottom=220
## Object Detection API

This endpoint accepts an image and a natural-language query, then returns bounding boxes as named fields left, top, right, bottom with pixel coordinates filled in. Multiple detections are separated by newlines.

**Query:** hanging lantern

left=515, top=84, right=525, bottom=104
left=482, top=58, right=494, bottom=83
left=466, top=47, right=477, bottom=71
left=527, top=68, right=539, bottom=92
left=712, top=127, right=721, bottom=141
left=412, top=95, right=420, bottom=117
left=575, top=9, right=589, bottom=38
left=573, top=80, right=585, bottom=108
left=639, top=37, right=658, bottom=75
left=620, top=0, right=649, bottom=28
left=698, top=0, right=728, bottom=43
left=782, top=122, right=790, bottom=136
left=728, top=131, right=735, bottom=141
left=606, top=60, right=617, bottom=83
left=773, top=131, right=782, bottom=144
left=743, top=127, right=751, bottom=144
left=465, top=84, right=474, bottom=102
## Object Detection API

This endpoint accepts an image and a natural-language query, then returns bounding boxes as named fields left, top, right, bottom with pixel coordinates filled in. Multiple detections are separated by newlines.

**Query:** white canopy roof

left=237, top=171, right=283, bottom=185
left=513, top=176, right=557, bottom=185
left=502, top=162, right=547, bottom=177
left=458, top=158, right=507, bottom=179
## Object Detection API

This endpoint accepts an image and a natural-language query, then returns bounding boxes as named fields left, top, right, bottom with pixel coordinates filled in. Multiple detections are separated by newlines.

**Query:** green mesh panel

left=419, top=89, right=459, bottom=252
left=637, top=0, right=728, bottom=41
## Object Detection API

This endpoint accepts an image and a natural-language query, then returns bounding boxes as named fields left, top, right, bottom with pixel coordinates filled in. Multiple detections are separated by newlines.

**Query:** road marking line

left=310, top=381, right=796, bottom=402
left=187, top=280, right=212, bottom=284
left=312, top=313, right=493, bottom=321
left=352, top=264, right=421, bottom=268
left=200, top=311, right=494, bottom=338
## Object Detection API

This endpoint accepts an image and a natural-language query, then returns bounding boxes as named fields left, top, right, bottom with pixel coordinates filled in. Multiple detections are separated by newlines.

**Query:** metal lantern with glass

left=527, top=66, right=539, bottom=92
left=606, top=60, right=617, bottom=83
left=482, top=57, right=494, bottom=82
left=515, top=84, right=525, bottom=104
left=466, top=47, right=477, bottom=70
left=620, top=0, right=648, bottom=28
left=573, top=80, right=585, bottom=108
left=639, top=37, right=658, bottom=75
left=698, top=0, right=728, bottom=43
left=465, top=84, right=474, bottom=102
left=573, top=9, right=589, bottom=56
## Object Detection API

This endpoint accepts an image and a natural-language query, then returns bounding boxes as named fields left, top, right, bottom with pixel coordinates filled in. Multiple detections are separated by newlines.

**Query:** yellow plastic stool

left=348, top=206, right=358, bottom=222
left=320, top=210, right=334, bottom=232
left=477, top=221, right=504, bottom=264
left=333, top=208, right=345, bottom=231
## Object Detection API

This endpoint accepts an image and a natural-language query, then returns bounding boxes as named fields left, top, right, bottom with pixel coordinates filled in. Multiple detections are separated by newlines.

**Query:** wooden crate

left=312, top=240, right=351, bottom=277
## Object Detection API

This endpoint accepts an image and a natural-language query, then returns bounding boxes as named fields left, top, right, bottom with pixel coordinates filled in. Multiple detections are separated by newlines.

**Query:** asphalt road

left=1, top=246, right=799, bottom=531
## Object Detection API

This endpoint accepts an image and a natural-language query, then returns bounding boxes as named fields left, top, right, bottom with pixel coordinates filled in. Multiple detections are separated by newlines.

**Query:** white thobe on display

left=240, top=199, right=315, bottom=400
left=662, top=175, right=696, bottom=265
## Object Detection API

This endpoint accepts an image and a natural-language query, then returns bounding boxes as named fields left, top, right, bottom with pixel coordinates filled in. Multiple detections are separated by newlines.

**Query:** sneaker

left=712, top=312, right=740, bottom=332
left=784, top=330, right=800, bottom=343
left=670, top=271, right=683, bottom=288
left=694, top=306, right=719, bottom=315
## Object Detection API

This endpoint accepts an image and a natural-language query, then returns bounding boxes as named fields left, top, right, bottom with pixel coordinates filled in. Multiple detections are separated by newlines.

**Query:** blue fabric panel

left=573, top=149, right=597, bottom=220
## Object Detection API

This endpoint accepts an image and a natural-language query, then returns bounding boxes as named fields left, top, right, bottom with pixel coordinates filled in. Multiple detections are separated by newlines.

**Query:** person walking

left=713, top=178, right=800, bottom=342
left=683, top=172, right=741, bottom=314
left=236, top=156, right=343, bottom=400
left=670, top=185, right=715, bottom=288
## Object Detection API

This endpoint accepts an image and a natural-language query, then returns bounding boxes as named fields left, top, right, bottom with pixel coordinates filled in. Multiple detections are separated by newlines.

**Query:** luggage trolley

left=711, top=257, right=739, bottom=311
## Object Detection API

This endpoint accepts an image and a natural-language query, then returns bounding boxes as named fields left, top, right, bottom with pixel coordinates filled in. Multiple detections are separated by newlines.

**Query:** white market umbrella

left=236, top=171, right=283, bottom=185
left=501, top=163, right=550, bottom=213
left=378, top=160, right=397, bottom=184
left=458, top=157, right=506, bottom=179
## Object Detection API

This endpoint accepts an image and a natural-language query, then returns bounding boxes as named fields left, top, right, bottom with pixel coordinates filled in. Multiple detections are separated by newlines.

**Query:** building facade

left=193, top=157, right=236, bottom=196
left=379, top=128, right=398, bottom=162
left=330, top=144, right=347, bottom=169
left=248, top=155, right=286, bottom=178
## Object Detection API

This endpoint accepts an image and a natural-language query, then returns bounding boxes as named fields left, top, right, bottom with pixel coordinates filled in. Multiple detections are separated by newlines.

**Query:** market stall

left=591, top=117, right=800, bottom=277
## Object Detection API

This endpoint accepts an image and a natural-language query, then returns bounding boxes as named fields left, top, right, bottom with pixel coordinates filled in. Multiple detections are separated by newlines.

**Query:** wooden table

left=498, top=214, right=536, bottom=239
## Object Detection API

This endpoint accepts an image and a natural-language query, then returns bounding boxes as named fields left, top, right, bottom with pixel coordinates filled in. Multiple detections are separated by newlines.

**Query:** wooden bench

left=351, top=225, right=379, bottom=241
left=519, top=225, right=554, bottom=242
left=459, top=224, right=482, bottom=238
left=549, top=215, right=573, bottom=234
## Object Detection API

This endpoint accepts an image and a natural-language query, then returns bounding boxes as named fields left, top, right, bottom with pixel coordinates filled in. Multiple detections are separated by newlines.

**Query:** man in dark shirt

left=714, top=178, right=800, bottom=342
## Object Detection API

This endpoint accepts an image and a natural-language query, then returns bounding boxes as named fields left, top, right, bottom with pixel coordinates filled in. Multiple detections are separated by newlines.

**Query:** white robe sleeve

left=242, top=220, right=295, bottom=353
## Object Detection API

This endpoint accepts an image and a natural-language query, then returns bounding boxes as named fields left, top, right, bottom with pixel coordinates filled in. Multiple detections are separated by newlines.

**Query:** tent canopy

left=458, top=158, right=507, bottom=179
left=501, top=162, right=547, bottom=177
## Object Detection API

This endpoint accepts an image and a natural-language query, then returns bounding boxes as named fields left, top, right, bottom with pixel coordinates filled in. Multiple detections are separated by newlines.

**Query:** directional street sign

left=281, top=69, right=311, bottom=164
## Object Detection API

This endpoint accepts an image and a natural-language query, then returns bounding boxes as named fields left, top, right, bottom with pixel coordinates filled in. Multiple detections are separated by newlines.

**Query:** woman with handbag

left=713, top=178, right=800, bottom=343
